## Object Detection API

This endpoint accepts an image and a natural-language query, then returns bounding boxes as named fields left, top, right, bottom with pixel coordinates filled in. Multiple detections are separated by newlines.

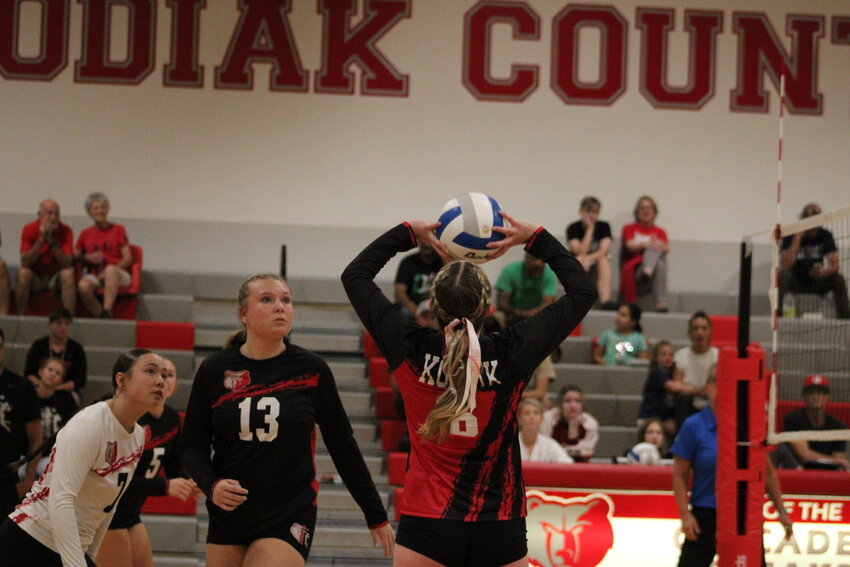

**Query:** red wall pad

left=716, top=345, right=766, bottom=567
left=387, top=452, right=408, bottom=487
left=135, top=321, right=195, bottom=350
left=369, top=357, right=391, bottom=388
left=140, top=495, right=197, bottom=515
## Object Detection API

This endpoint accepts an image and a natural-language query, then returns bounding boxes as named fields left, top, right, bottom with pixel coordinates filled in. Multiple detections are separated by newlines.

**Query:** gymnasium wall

left=1, top=0, right=847, bottom=285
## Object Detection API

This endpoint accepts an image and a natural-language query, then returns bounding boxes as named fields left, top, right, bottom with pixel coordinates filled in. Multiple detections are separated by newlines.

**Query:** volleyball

left=436, top=192, right=509, bottom=264
left=627, top=442, right=661, bottom=465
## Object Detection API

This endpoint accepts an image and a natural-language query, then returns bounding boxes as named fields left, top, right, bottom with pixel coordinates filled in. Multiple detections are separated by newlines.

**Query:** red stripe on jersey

left=401, top=222, right=417, bottom=246
left=499, top=441, right=518, bottom=520
left=212, top=374, right=319, bottom=408
left=11, top=512, right=29, bottom=524
left=524, top=226, right=545, bottom=251
left=465, top=381, right=524, bottom=522
left=40, top=447, right=57, bottom=480
left=16, top=486, right=50, bottom=510
left=144, top=425, right=179, bottom=451
left=94, top=447, right=142, bottom=477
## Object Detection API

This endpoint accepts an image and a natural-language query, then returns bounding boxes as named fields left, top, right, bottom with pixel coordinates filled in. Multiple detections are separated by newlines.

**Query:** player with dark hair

left=181, top=274, right=393, bottom=567
left=341, top=213, right=595, bottom=567
left=0, top=348, right=166, bottom=567
left=97, top=357, right=199, bottom=567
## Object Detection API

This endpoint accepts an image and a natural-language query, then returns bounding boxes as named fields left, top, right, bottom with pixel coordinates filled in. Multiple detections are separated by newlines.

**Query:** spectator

left=638, top=340, right=685, bottom=441
left=567, top=196, right=616, bottom=309
left=16, top=199, right=76, bottom=315
left=75, top=192, right=132, bottom=318
left=592, top=302, right=649, bottom=365
left=619, top=195, right=669, bottom=312
left=0, top=328, right=42, bottom=516
left=495, top=253, right=559, bottom=402
left=783, top=374, right=849, bottom=470
left=780, top=202, right=850, bottom=319
left=0, top=227, right=10, bottom=315
left=672, top=311, right=717, bottom=427
left=518, top=398, right=572, bottom=463
left=627, top=417, right=666, bottom=465
left=24, top=308, right=87, bottom=403
left=393, top=244, right=443, bottom=317
left=541, top=385, right=599, bottom=462
left=19, top=358, right=78, bottom=480
left=672, top=369, right=792, bottom=567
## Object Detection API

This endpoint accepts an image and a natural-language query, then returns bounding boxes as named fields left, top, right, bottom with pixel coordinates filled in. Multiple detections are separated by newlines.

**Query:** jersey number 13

left=238, top=397, right=279, bottom=442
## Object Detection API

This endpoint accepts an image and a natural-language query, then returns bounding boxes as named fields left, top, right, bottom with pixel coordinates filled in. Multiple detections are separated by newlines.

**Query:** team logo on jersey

left=105, top=441, right=118, bottom=465
left=290, top=522, right=311, bottom=548
left=526, top=491, right=614, bottom=567
left=223, top=370, right=251, bottom=392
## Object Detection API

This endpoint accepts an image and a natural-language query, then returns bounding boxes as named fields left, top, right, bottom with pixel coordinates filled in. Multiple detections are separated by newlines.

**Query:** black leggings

left=0, top=518, right=97, bottom=567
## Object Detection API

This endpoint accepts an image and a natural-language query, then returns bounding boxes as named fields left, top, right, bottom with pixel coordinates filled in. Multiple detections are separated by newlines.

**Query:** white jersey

left=674, top=346, right=718, bottom=409
left=10, top=401, right=144, bottom=567
left=520, top=434, right=574, bottom=464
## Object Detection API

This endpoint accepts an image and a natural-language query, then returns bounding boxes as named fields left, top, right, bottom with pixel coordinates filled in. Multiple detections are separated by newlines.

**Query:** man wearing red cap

left=782, top=374, right=849, bottom=470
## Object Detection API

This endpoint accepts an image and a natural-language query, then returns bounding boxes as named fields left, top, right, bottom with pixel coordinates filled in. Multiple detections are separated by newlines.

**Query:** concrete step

left=552, top=363, right=646, bottom=396
left=195, top=328, right=362, bottom=353
left=596, top=425, right=638, bottom=458
left=139, top=293, right=194, bottom=322
left=193, top=300, right=364, bottom=332
left=0, top=314, right=136, bottom=347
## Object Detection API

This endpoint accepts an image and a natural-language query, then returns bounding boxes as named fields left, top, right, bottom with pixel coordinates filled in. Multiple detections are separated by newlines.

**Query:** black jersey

left=342, top=224, right=596, bottom=522
left=181, top=344, right=387, bottom=539
left=38, top=391, right=78, bottom=454
left=113, top=404, right=184, bottom=518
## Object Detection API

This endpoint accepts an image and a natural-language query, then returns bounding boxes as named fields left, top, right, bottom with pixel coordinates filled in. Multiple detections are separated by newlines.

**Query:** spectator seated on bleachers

left=619, top=195, right=669, bottom=312
left=566, top=195, right=616, bottom=309
left=781, top=374, right=849, bottom=471
left=519, top=398, right=572, bottom=463
left=624, top=417, right=668, bottom=466
left=672, top=311, right=717, bottom=429
left=75, top=192, right=134, bottom=319
left=591, top=303, right=649, bottom=366
left=541, top=385, right=599, bottom=463
left=24, top=308, right=87, bottom=404
left=637, top=340, right=684, bottom=442
left=16, top=199, right=76, bottom=316
left=0, top=228, right=9, bottom=315
left=394, top=245, right=443, bottom=318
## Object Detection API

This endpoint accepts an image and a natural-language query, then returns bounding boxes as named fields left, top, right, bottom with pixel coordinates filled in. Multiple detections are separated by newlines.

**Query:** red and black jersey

left=114, top=404, right=184, bottom=518
left=342, top=224, right=595, bottom=522
left=181, top=344, right=387, bottom=539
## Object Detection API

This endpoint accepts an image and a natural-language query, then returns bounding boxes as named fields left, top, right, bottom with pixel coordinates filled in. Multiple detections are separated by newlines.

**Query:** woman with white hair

left=75, top=193, right=132, bottom=318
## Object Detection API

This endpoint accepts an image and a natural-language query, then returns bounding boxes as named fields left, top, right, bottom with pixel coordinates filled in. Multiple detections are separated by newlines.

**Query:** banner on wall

left=526, top=488, right=850, bottom=567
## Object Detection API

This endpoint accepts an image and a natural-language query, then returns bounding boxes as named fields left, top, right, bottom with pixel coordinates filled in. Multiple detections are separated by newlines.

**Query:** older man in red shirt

left=17, top=199, right=76, bottom=314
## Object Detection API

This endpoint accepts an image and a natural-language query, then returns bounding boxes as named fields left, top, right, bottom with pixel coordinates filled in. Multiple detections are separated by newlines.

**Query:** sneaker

left=99, top=309, right=113, bottom=319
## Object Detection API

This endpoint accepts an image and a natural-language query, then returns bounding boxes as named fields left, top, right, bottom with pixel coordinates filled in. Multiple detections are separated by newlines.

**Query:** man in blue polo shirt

left=671, top=368, right=793, bottom=567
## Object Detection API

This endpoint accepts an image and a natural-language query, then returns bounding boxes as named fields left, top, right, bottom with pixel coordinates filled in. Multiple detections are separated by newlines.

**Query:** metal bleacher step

left=194, top=326, right=363, bottom=353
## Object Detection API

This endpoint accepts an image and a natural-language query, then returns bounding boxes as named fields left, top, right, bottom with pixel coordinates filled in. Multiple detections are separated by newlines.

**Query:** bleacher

left=0, top=268, right=776, bottom=566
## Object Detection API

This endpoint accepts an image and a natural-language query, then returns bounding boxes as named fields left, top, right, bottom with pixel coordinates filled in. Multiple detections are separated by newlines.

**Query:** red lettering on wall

left=731, top=13, right=824, bottom=114
left=315, top=0, right=410, bottom=96
left=637, top=9, right=722, bottom=110
left=215, top=0, right=307, bottom=91
left=552, top=4, right=627, bottom=106
left=462, top=1, right=540, bottom=102
left=75, top=0, right=156, bottom=84
left=163, top=0, right=205, bottom=87
left=834, top=16, right=850, bottom=44
left=0, top=0, right=69, bottom=80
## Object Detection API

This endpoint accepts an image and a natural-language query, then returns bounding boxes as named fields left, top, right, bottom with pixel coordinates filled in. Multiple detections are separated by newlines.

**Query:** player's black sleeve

left=316, top=364, right=388, bottom=528
left=163, top=410, right=189, bottom=481
left=503, top=228, right=597, bottom=371
left=341, top=223, right=418, bottom=370
left=181, top=360, right=218, bottom=498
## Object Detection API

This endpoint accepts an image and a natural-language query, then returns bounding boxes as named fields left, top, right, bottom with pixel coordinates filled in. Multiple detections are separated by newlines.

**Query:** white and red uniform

left=10, top=402, right=144, bottom=567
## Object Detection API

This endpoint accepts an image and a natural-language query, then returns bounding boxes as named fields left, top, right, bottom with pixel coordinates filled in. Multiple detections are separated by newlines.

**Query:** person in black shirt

left=182, top=274, right=393, bottom=567
left=780, top=202, right=850, bottom=319
left=98, top=357, right=198, bottom=567
left=566, top=196, right=615, bottom=309
left=0, top=328, right=42, bottom=516
left=342, top=213, right=595, bottom=567
left=394, top=244, right=443, bottom=317
left=24, top=308, right=87, bottom=402
left=783, top=374, right=849, bottom=470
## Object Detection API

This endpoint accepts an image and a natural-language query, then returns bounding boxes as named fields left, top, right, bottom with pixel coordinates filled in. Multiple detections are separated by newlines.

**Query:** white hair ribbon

left=443, top=318, right=481, bottom=415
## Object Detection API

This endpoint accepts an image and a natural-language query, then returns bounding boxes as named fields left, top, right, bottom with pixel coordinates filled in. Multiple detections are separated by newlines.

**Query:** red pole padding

left=717, top=345, right=767, bottom=567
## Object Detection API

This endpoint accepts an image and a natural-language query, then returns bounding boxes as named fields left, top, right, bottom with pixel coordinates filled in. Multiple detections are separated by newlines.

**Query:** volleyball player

left=97, top=357, right=199, bottom=567
left=0, top=349, right=167, bottom=567
left=181, top=274, right=394, bottom=567
left=341, top=213, right=596, bottom=567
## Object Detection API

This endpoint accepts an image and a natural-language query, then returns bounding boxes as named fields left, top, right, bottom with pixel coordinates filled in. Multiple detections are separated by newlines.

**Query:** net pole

left=737, top=240, right=752, bottom=359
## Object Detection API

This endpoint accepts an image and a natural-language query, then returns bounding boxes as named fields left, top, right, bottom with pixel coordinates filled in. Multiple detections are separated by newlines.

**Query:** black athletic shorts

left=206, top=506, right=317, bottom=561
left=108, top=507, right=142, bottom=530
left=396, top=514, right=527, bottom=567
left=0, top=518, right=96, bottom=567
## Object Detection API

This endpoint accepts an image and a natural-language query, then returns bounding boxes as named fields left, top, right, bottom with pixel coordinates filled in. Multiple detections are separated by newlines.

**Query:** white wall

left=0, top=0, right=846, bottom=286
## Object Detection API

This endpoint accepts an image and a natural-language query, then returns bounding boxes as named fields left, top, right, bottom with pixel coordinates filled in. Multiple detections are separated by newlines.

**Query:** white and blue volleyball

left=436, top=193, right=509, bottom=264
left=627, top=442, right=661, bottom=465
